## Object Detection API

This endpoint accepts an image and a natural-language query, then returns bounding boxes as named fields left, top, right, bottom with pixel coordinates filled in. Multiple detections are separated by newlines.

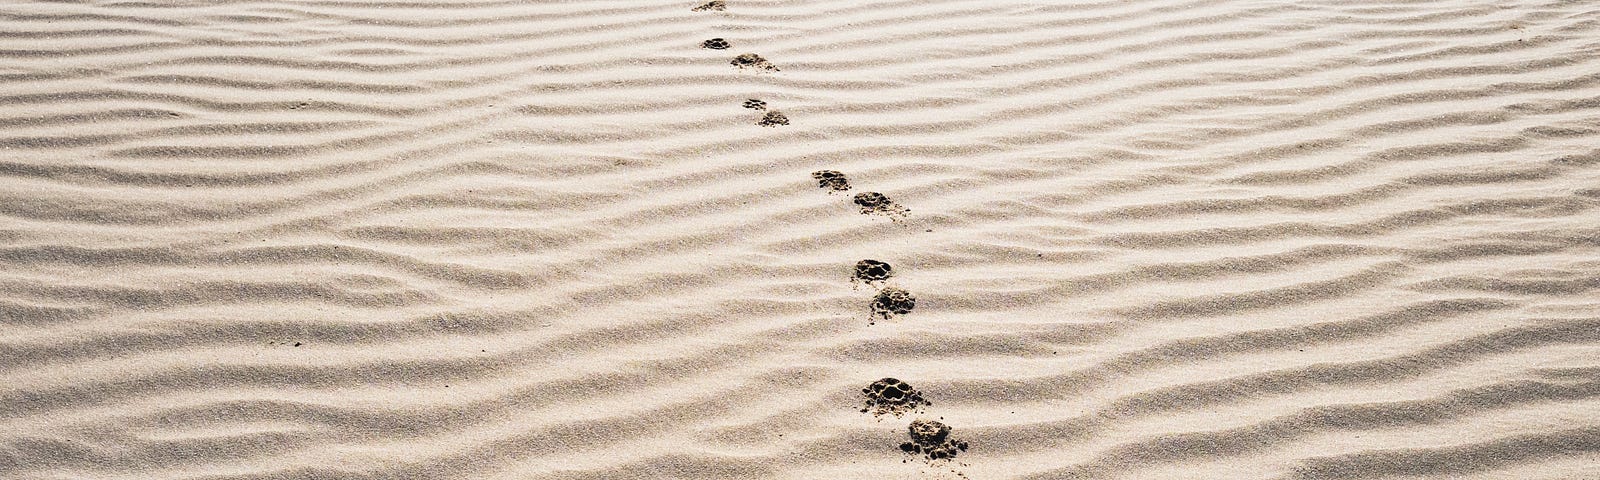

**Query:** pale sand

left=2, top=0, right=1599, bottom=479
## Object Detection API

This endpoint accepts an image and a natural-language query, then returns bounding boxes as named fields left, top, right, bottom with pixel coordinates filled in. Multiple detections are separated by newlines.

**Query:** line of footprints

left=695, top=1, right=971, bottom=473
left=826, top=171, right=971, bottom=473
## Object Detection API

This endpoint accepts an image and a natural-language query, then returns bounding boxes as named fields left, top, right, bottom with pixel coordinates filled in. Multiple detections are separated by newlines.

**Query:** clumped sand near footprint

left=851, top=259, right=892, bottom=285
left=811, top=170, right=850, bottom=191
left=691, top=0, right=725, bottom=11
left=731, top=53, right=780, bottom=71
left=861, top=377, right=931, bottom=417
left=869, top=286, right=917, bottom=322
left=901, top=419, right=970, bottom=461
left=853, top=191, right=909, bottom=218
left=758, top=110, right=789, bottom=127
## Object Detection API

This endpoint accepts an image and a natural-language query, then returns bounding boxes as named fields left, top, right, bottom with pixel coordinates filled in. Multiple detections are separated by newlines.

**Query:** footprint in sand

left=900, top=419, right=970, bottom=461
left=743, top=98, right=767, bottom=110
left=861, top=377, right=930, bottom=417
left=759, top=110, right=789, bottom=127
left=854, top=192, right=909, bottom=218
left=811, top=170, right=850, bottom=191
left=691, top=0, right=725, bottom=11
left=870, top=286, right=916, bottom=322
left=732, top=53, right=780, bottom=71
left=852, top=259, right=893, bottom=287
left=701, top=38, right=731, bottom=50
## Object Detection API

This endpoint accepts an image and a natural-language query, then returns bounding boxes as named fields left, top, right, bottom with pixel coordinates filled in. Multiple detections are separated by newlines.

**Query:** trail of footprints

left=820, top=172, right=967, bottom=471
left=694, top=3, right=971, bottom=473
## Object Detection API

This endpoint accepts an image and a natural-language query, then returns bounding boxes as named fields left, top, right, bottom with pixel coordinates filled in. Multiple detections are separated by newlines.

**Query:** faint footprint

left=732, top=53, right=780, bottom=71
left=870, top=286, right=916, bottom=322
left=852, top=259, right=892, bottom=287
left=691, top=0, right=725, bottom=11
left=854, top=192, right=909, bottom=218
left=900, top=419, right=970, bottom=461
left=743, top=98, right=768, bottom=110
left=861, top=377, right=930, bottom=417
left=702, top=38, right=731, bottom=50
left=759, top=110, right=789, bottom=127
left=811, top=170, right=850, bottom=191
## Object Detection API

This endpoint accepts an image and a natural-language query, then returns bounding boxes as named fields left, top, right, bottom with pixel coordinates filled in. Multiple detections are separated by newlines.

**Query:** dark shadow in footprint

left=743, top=98, right=767, bottom=110
left=852, top=259, right=892, bottom=286
left=900, top=419, right=970, bottom=461
left=759, top=110, right=789, bottom=127
left=870, top=286, right=916, bottom=322
left=811, top=170, right=850, bottom=192
left=732, top=53, right=779, bottom=71
left=860, top=377, right=930, bottom=417
left=854, top=192, right=909, bottom=218
left=692, top=1, right=725, bottom=11
left=702, top=38, right=730, bottom=50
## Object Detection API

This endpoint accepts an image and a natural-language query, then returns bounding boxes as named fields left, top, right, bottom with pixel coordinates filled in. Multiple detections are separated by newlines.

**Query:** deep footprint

left=860, top=377, right=930, bottom=417
left=701, top=38, right=730, bottom=50
left=870, top=286, right=916, bottom=321
left=852, top=259, right=893, bottom=285
left=853, top=192, right=909, bottom=218
left=731, top=53, right=780, bottom=71
left=900, top=419, right=970, bottom=461
left=691, top=0, right=725, bottom=11
left=743, top=98, right=767, bottom=110
left=811, top=170, right=850, bottom=191
left=759, top=110, right=789, bottom=127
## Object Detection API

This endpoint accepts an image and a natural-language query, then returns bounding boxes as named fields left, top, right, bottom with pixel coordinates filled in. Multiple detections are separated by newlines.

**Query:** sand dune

left=2, top=0, right=1598, bottom=478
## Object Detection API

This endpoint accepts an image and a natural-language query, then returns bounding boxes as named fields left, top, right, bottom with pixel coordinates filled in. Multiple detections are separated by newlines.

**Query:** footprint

left=732, top=53, right=780, bottom=71
left=853, top=192, right=909, bottom=218
left=759, top=110, right=789, bottom=127
left=852, top=259, right=893, bottom=286
left=691, top=0, right=725, bottom=11
left=743, top=98, right=767, bottom=110
left=870, top=286, right=916, bottom=322
left=702, top=38, right=731, bottom=50
left=900, top=419, right=970, bottom=461
left=860, top=377, right=930, bottom=417
left=811, top=170, right=850, bottom=191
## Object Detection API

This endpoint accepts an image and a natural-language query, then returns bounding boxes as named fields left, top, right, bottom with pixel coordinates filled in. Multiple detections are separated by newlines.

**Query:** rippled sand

left=3, top=1, right=1598, bottom=479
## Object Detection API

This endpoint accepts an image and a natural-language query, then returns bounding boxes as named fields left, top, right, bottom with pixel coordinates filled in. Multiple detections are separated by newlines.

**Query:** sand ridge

left=1, top=0, right=1599, bottom=479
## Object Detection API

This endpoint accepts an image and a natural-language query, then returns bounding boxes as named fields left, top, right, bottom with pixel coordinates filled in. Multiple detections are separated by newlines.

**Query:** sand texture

left=3, top=0, right=1599, bottom=479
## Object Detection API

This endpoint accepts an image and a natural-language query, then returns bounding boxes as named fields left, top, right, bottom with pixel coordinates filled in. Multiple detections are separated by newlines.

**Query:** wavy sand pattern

left=2, top=0, right=1598, bottom=478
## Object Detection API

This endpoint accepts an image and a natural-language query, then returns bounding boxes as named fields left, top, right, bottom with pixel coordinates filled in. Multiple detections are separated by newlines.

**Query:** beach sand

left=2, top=1, right=1598, bottom=479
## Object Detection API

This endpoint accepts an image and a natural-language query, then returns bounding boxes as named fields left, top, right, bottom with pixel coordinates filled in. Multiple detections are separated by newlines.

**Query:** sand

left=2, top=0, right=1598, bottom=479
